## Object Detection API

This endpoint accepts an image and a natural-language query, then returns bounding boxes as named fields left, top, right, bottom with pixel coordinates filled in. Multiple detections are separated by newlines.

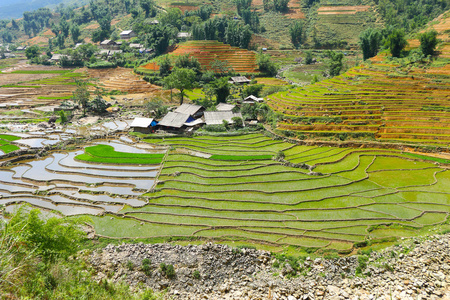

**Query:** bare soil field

left=317, top=5, right=371, bottom=15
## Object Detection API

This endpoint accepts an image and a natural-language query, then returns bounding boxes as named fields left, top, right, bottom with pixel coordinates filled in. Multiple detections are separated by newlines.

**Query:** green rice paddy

left=87, top=133, right=450, bottom=253
left=75, top=144, right=164, bottom=164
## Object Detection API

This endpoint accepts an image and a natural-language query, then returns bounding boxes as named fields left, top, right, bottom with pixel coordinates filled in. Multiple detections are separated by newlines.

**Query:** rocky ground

left=88, top=233, right=450, bottom=300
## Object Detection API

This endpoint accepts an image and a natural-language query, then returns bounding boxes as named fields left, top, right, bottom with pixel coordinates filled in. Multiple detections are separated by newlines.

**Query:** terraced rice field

left=0, top=139, right=166, bottom=216
left=267, top=61, right=450, bottom=146
left=140, top=41, right=259, bottom=74
left=81, top=133, right=450, bottom=252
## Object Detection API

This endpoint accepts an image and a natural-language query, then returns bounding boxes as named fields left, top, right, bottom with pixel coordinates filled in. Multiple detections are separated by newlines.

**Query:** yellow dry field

left=317, top=5, right=371, bottom=15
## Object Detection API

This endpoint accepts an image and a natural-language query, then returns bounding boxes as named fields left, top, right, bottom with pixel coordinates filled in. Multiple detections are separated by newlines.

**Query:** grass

left=209, top=154, right=273, bottom=161
left=1, top=85, right=42, bottom=88
left=37, top=96, right=73, bottom=100
left=0, top=144, right=20, bottom=153
left=0, top=134, right=21, bottom=141
left=75, top=144, right=164, bottom=165
left=10, top=70, right=70, bottom=74
left=6, top=132, right=450, bottom=254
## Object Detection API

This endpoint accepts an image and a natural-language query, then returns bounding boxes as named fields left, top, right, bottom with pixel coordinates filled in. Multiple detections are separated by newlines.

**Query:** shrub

left=160, top=263, right=175, bottom=279
left=142, top=259, right=152, bottom=276
left=192, top=270, right=201, bottom=279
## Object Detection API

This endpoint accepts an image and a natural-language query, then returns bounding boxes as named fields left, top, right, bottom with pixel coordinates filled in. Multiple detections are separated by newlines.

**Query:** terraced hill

left=140, top=41, right=259, bottom=74
left=85, top=133, right=450, bottom=253
left=267, top=13, right=450, bottom=148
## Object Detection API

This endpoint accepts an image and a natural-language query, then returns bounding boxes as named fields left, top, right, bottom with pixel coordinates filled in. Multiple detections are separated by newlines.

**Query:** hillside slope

left=268, top=11, right=450, bottom=148
left=140, top=40, right=259, bottom=74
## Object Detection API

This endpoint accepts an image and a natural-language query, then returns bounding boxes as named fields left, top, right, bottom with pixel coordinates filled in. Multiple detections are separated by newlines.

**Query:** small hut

left=130, top=117, right=157, bottom=134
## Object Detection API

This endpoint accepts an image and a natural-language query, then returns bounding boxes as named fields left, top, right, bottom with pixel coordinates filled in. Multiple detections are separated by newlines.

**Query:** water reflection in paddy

left=0, top=140, right=159, bottom=215
left=22, top=157, right=155, bottom=189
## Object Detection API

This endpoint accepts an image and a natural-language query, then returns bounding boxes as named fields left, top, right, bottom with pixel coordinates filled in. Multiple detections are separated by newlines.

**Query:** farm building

left=204, top=111, right=243, bottom=125
left=49, top=54, right=71, bottom=63
left=216, top=103, right=236, bottom=111
left=99, top=49, right=123, bottom=57
left=100, top=40, right=122, bottom=50
left=177, top=32, right=191, bottom=39
left=16, top=46, right=26, bottom=51
left=174, top=103, right=205, bottom=118
left=130, top=117, right=157, bottom=133
left=243, top=95, right=264, bottom=104
left=229, top=76, right=251, bottom=85
left=73, top=43, right=84, bottom=49
left=120, top=30, right=137, bottom=40
left=2, top=53, right=15, bottom=59
left=158, top=112, right=196, bottom=131
left=150, top=20, right=159, bottom=25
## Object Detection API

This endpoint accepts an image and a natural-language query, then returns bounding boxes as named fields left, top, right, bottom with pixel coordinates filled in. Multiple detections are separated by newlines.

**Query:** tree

left=146, top=98, right=168, bottom=118
left=305, top=50, right=313, bottom=64
left=359, top=27, right=382, bottom=60
left=25, top=45, right=40, bottom=59
left=211, top=77, right=230, bottom=103
left=72, top=79, right=90, bottom=115
left=289, top=21, right=304, bottom=48
left=163, top=67, right=196, bottom=105
left=70, top=25, right=81, bottom=44
left=273, top=0, right=289, bottom=12
left=257, top=53, right=277, bottom=76
left=326, top=50, right=344, bottom=77
left=60, top=18, right=70, bottom=38
left=140, top=0, right=156, bottom=18
left=385, top=28, right=407, bottom=58
left=419, top=30, right=439, bottom=57
left=11, top=19, right=19, bottom=30
left=159, top=56, right=172, bottom=77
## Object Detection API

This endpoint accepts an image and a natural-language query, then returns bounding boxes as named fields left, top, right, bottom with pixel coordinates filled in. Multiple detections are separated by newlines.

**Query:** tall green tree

left=289, top=21, right=304, bottom=48
left=70, top=25, right=81, bottom=44
left=163, top=67, right=197, bottom=105
left=212, top=77, right=230, bottom=103
left=140, top=0, right=156, bottom=17
left=257, top=53, right=277, bottom=76
left=25, top=45, right=40, bottom=59
left=326, top=50, right=344, bottom=77
left=419, top=30, right=439, bottom=56
left=72, top=79, right=90, bottom=115
left=385, top=28, right=407, bottom=58
left=359, top=27, right=382, bottom=60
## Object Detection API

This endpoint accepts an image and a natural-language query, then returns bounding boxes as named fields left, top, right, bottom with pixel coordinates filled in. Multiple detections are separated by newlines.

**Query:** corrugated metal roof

left=204, top=111, right=243, bottom=125
left=120, top=30, right=133, bottom=35
left=244, top=95, right=264, bottom=102
left=216, top=103, right=236, bottom=111
left=159, top=112, right=190, bottom=128
left=174, top=104, right=203, bottom=116
left=230, top=76, right=250, bottom=83
left=130, top=117, right=154, bottom=128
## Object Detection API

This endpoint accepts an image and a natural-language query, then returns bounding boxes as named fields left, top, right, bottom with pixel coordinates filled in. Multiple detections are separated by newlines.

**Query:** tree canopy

left=359, top=27, right=382, bottom=60
left=419, top=30, right=439, bottom=56
left=163, top=67, right=197, bottom=105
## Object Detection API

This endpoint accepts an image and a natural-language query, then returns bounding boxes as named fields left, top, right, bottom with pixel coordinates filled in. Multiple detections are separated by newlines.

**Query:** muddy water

left=0, top=140, right=162, bottom=215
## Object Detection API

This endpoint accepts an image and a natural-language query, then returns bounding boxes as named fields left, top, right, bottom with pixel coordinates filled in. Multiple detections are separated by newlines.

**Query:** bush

left=192, top=270, right=201, bottom=279
left=86, top=61, right=117, bottom=68
left=419, top=30, right=439, bottom=56
left=204, top=124, right=227, bottom=132
left=160, top=263, right=175, bottom=279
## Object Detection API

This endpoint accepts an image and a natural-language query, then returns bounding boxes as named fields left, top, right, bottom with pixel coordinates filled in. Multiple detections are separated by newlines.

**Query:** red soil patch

left=142, top=62, right=160, bottom=71
left=317, top=5, right=370, bottom=15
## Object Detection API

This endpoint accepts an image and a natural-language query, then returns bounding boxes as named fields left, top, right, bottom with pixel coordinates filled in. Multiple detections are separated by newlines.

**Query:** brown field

left=317, top=5, right=371, bottom=15
left=170, top=5, right=199, bottom=12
